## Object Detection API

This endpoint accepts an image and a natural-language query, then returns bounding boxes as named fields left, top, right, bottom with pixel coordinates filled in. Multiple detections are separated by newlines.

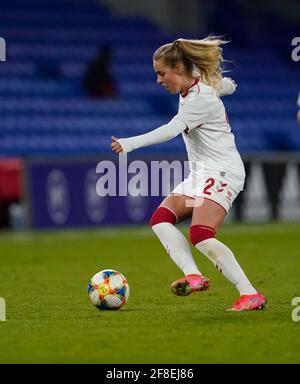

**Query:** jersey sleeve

left=117, top=119, right=187, bottom=154
left=219, top=77, right=237, bottom=96
left=173, top=92, right=209, bottom=131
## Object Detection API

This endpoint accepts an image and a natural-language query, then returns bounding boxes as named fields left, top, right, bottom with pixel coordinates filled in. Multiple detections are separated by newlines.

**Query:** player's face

left=153, top=59, right=183, bottom=94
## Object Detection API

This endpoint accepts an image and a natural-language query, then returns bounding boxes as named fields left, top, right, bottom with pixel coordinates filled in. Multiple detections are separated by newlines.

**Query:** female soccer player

left=111, top=37, right=266, bottom=311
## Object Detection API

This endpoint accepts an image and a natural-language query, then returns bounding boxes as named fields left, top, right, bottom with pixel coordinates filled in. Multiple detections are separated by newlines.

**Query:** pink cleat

left=171, top=274, right=210, bottom=296
left=227, top=292, right=267, bottom=312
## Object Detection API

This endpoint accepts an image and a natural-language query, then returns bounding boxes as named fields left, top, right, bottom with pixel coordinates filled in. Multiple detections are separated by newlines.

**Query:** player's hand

left=297, top=110, right=300, bottom=124
left=111, top=136, right=124, bottom=154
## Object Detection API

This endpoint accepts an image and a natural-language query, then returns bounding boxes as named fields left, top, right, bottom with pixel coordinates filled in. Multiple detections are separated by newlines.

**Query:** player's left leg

left=190, top=198, right=266, bottom=311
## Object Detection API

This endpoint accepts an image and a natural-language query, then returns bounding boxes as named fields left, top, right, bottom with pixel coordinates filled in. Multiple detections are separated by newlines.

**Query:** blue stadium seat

left=0, top=0, right=299, bottom=156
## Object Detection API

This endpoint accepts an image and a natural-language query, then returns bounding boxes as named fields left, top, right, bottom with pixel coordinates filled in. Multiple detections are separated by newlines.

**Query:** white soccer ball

left=88, top=269, right=129, bottom=310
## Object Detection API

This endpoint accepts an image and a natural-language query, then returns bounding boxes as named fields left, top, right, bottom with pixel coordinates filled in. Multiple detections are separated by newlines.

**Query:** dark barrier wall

left=24, top=154, right=300, bottom=229
left=230, top=156, right=300, bottom=222
left=25, top=155, right=164, bottom=229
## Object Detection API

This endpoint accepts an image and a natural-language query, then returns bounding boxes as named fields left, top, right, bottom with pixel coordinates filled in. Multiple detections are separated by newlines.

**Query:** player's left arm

left=219, top=77, right=237, bottom=97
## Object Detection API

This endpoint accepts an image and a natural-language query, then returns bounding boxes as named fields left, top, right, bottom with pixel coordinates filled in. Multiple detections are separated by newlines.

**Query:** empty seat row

left=0, top=97, right=153, bottom=115
left=0, top=134, right=185, bottom=156
left=0, top=116, right=166, bottom=134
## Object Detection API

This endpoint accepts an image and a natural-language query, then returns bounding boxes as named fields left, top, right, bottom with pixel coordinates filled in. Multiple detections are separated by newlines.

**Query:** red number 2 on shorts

left=203, top=178, right=215, bottom=195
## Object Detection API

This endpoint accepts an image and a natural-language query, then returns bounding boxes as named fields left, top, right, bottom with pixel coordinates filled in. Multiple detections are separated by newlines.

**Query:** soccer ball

left=88, top=269, right=129, bottom=310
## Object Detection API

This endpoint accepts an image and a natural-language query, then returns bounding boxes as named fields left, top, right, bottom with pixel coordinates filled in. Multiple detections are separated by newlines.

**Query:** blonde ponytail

left=153, top=36, right=228, bottom=90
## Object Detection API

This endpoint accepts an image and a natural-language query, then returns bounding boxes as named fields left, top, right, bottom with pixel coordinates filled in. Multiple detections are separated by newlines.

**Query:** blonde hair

left=153, top=36, right=228, bottom=90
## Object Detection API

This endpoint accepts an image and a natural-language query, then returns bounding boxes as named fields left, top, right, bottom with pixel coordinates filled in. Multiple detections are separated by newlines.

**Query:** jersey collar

left=181, top=78, right=200, bottom=98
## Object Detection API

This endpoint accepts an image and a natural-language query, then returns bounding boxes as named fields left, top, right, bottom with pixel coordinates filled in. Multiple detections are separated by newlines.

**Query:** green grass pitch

left=0, top=223, right=300, bottom=364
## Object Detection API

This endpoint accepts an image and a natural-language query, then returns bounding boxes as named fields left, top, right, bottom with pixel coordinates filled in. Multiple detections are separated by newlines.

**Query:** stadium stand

left=0, top=0, right=299, bottom=157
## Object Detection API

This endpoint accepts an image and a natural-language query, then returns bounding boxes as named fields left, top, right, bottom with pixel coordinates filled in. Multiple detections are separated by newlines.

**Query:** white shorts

left=171, top=170, right=245, bottom=213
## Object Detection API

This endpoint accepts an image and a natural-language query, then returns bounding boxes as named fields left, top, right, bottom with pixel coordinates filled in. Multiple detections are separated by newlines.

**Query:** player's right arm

left=111, top=119, right=187, bottom=154
left=111, top=91, right=208, bottom=154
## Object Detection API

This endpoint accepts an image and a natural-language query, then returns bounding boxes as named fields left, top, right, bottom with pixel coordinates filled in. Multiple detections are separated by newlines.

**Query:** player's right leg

left=149, top=193, right=210, bottom=296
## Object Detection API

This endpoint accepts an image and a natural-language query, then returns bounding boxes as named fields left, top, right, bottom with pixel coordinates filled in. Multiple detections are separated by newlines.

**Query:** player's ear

left=175, top=62, right=184, bottom=75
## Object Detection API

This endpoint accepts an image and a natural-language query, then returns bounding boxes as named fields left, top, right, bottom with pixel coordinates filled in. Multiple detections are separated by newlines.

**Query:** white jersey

left=116, top=77, right=245, bottom=211
left=117, top=77, right=245, bottom=186
left=173, top=78, right=245, bottom=183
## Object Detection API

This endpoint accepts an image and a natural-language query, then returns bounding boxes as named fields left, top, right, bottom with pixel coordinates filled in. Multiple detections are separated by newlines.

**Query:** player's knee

left=149, top=206, right=178, bottom=227
left=190, top=225, right=216, bottom=246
